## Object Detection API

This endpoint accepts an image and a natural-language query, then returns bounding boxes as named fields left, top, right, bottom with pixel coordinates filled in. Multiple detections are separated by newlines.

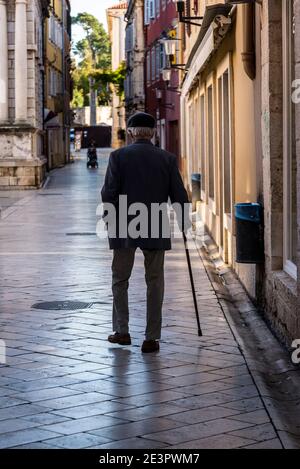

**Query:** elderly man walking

left=101, top=112, right=190, bottom=353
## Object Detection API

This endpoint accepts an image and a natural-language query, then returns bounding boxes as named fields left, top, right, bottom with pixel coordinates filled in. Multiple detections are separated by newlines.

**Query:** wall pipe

left=242, top=3, right=256, bottom=80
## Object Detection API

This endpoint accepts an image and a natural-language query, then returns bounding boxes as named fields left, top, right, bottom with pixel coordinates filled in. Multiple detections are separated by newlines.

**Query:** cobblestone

left=0, top=150, right=295, bottom=448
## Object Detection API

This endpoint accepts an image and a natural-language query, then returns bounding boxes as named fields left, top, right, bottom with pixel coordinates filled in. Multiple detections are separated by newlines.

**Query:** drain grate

left=38, top=193, right=63, bottom=197
left=66, top=232, right=96, bottom=236
left=31, top=300, right=92, bottom=311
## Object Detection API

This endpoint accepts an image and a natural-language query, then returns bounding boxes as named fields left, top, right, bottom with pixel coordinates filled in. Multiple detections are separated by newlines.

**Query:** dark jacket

left=101, top=139, right=190, bottom=250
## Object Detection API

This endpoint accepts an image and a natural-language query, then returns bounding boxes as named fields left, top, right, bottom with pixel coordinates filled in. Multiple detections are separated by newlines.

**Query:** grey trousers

left=112, top=248, right=165, bottom=340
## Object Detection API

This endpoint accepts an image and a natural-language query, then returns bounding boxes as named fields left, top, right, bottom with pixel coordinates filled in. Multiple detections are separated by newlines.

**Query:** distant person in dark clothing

left=101, top=112, right=190, bottom=353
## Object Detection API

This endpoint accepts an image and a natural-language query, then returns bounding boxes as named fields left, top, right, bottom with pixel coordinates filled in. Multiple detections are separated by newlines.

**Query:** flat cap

left=127, top=112, right=156, bottom=129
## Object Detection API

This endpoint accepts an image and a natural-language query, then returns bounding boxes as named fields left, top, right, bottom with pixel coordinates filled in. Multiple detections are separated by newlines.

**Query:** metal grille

left=38, top=193, right=63, bottom=197
left=66, top=233, right=96, bottom=236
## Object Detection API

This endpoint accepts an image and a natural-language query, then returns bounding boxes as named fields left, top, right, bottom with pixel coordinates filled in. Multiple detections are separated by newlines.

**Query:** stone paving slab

left=0, top=150, right=292, bottom=449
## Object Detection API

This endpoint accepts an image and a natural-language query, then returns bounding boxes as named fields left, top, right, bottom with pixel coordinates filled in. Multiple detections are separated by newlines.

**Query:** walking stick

left=183, top=232, right=203, bottom=337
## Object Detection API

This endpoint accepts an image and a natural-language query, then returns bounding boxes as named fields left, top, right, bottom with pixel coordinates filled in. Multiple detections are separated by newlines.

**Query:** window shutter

left=186, top=0, right=191, bottom=35
left=144, top=0, right=150, bottom=25
left=150, top=0, right=155, bottom=19
left=156, top=0, right=160, bottom=17
left=193, top=0, right=198, bottom=15
left=156, top=44, right=159, bottom=78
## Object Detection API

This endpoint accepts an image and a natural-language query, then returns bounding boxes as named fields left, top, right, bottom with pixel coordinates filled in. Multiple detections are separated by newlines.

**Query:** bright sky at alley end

left=71, top=0, right=117, bottom=41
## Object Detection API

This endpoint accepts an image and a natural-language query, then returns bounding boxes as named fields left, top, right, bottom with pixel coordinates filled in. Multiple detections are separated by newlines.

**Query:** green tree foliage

left=93, top=62, right=126, bottom=100
left=72, top=13, right=111, bottom=68
left=71, top=13, right=112, bottom=107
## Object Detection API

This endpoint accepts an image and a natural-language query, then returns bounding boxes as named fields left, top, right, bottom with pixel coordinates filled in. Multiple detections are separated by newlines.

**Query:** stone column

left=0, top=0, right=8, bottom=121
left=15, top=0, right=28, bottom=121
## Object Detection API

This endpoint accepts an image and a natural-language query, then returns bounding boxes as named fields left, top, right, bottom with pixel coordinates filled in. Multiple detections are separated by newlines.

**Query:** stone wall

left=294, top=0, right=300, bottom=323
left=125, top=0, right=146, bottom=124
left=260, top=0, right=299, bottom=345
left=7, top=0, right=15, bottom=121
left=0, top=0, right=46, bottom=188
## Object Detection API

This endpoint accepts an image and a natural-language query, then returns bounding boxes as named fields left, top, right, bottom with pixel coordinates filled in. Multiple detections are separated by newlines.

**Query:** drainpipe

left=241, top=3, right=256, bottom=80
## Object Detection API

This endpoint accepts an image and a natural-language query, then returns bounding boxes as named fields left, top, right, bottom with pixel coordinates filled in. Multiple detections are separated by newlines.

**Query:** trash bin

left=191, top=173, right=201, bottom=211
left=235, top=203, right=264, bottom=264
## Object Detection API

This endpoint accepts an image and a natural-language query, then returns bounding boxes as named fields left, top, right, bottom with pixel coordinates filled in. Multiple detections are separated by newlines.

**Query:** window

left=194, top=97, right=199, bottom=173
left=207, top=85, right=215, bottom=200
left=125, top=23, right=133, bottom=53
left=219, top=70, right=232, bottom=215
left=146, top=52, right=151, bottom=84
left=151, top=48, right=156, bottom=81
left=49, top=69, right=57, bottom=97
left=156, top=44, right=160, bottom=79
left=145, top=0, right=150, bottom=25
left=200, top=94, right=206, bottom=194
left=36, top=21, right=43, bottom=62
left=189, top=104, right=195, bottom=173
left=156, top=0, right=160, bottom=17
left=49, top=68, right=62, bottom=97
left=150, top=0, right=155, bottom=19
left=48, top=14, right=62, bottom=49
left=159, top=43, right=165, bottom=71
left=283, top=0, right=297, bottom=278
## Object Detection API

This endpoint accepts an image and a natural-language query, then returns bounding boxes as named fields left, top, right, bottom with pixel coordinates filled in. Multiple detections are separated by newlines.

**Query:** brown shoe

left=141, top=340, right=160, bottom=353
left=108, top=333, right=131, bottom=345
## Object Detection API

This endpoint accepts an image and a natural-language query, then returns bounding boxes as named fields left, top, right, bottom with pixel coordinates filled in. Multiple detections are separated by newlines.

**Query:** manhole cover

left=31, top=301, right=91, bottom=311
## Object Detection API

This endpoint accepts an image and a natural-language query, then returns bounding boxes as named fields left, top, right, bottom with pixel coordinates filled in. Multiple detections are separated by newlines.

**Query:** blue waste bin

left=191, top=173, right=201, bottom=211
left=235, top=203, right=264, bottom=264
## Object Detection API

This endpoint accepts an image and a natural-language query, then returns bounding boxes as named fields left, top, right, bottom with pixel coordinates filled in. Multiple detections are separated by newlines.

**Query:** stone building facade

left=0, top=0, right=49, bottom=188
left=144, top=0, right=180, bottom=157
left=44, top=0, right=71, bottom=170
left=296, top=0, right=300, bottom=319
left=124, top=0, right=146, bottom=121
left=179, top=0, right=299, bottom=345
left=106, top=2, right=127, bottom=149
left=257, top=0, right=298, bottom=344
left=180, top=1, right=260, bottom=297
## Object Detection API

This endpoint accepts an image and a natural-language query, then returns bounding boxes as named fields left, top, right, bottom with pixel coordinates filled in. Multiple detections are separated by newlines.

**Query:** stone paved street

left=0, top=150, right=296, bottom=449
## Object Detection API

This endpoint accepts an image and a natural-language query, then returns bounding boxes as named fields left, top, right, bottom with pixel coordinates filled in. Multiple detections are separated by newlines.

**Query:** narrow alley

left=0, top=152, right=299, bottom=450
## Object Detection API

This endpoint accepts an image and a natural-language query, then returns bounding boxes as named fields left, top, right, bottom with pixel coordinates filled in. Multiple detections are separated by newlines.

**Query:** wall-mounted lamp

left=155, top=89, right=163, bottom=100
left=161, top=38, right=178, bottom=56
left=162, top=68, right=172, bottom=82
left=160, top=37, right=186, bottom=71
left=176, top=1, right=203, bottom=27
